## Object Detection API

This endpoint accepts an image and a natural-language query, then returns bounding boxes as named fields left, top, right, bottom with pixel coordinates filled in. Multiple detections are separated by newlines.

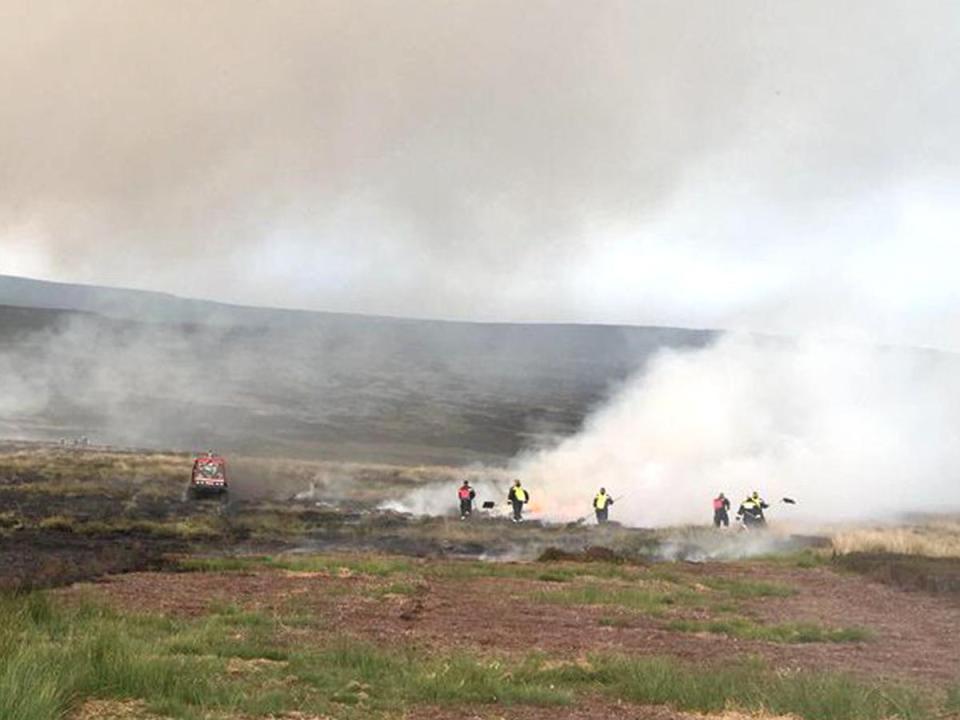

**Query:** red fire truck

left=188, top=452, right=228, bottom=499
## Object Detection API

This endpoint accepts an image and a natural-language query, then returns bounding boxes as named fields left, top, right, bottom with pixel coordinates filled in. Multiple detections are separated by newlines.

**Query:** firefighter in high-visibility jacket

left=593, top=488, right=614, bottom=524
left=737, top=492, right=769, bottom=528
left=507, top=480, right=529, bottom=522
left=458, top=481, right=476, bottom=519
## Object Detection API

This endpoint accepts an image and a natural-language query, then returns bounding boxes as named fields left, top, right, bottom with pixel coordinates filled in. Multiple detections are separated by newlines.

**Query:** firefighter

left=737, top=491, right=769, bottom=528
left=507, top=480, right=529, bottom=522
left=458, top=480, right=476, bottom=519
left=712, top=492, right=730, bottom=528
left=594, top=488, right=614, bottom=524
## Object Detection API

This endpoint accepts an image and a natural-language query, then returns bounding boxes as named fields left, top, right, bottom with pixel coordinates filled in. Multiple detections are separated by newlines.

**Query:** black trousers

left=460, top=499, right=472, bottom=516
left=511, top=500, right=524, bottom=520
left=595, top=508, right=609, bottom=524
left=714, top=509, right=729, bottom=527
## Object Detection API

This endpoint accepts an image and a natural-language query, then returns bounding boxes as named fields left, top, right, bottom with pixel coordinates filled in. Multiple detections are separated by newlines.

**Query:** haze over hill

left=5, top=274, right=960, bottom=525
left=4, top=3, right=960, bottom=350
left=0, top=275, right=712, bottom=463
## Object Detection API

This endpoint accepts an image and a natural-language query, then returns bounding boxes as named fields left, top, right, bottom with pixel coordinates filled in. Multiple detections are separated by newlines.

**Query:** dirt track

left=62, top=559, right=960, bottom=690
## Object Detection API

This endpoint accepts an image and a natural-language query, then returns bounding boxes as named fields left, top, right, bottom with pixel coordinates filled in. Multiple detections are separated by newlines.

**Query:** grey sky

left=1, top=1, right=958, bottom=346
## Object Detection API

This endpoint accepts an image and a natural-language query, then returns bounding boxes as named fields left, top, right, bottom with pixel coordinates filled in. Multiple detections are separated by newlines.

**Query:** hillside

left=0, top=276, right=713, bottom=463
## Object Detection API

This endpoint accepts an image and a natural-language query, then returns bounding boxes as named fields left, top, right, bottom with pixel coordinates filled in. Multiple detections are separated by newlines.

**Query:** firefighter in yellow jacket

left=594, top=488, right=614, bottom=524
left=507, top=480, right=529, bottom=522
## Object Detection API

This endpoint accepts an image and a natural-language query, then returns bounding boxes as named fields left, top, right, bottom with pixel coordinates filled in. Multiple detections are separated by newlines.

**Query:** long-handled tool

left=738, top=496, right=797, bottom=530
left=574, top=495, right=624, bottom=525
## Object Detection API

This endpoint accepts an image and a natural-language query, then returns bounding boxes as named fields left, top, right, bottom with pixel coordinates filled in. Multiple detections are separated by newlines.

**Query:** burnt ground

left=0, top=443, right=667, bottom=590
left=3, top=443, right=960, bottom=719
left=0, top=529, right=183, bottom=591
left=836, top=552, right=960, bottom=595
left=61, top=557, right=960, bottom=691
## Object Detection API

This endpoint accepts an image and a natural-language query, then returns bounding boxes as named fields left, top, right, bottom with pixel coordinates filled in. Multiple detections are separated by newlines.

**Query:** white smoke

left=378, top=473, right=512, bottom=517
left=514, top=334, right=960, bottom=526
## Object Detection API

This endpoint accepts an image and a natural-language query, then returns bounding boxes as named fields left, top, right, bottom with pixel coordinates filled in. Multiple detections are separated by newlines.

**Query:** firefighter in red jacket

left=458, top=481, right=476, bottom=519
left=713, top=492, right=731, bottom=527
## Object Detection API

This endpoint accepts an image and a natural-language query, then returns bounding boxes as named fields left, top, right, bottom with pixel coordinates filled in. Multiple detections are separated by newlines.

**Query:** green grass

left=176, top=555, right=265, bottom=572
left=408, top=655, right=573, bottom=706
left=35, top=515, right=224, bottom=539
left=667, top=618, right=872, bottom=643
left=597, top=615, right=634, bottom=628
left=427, top=560, right=642, bottom=582
left=31, top=511, right=320, bottom=543
left=11, top=481, right=130, bottom=497
left=698, top=576, right=797, bottom=598
left=945, top=684, right=960, bottom=713
left=0, top=592, right=939, bottom=720
left=749, top=548, right=831, bottom=569
left=177, top=554, right=649, bottom=583
left=272, top=554, right=416, bottom=577
left=227, top=511, right=313, bottom=539
left=536, top=570, right=573, bottom=582
left=549, top=655, right=930, bottom=720
left=531, top=570, right=867, bottom=646
left=0, top=595, right=249, bottom=720
left=534, top=582, right=694, bottom=615
left=178, top=553, right=416, bottom=577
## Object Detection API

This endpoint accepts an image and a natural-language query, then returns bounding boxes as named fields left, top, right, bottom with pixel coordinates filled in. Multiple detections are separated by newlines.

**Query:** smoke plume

left=2, top=2, right=960, bottom=346
left=514, top=335, right=960, bottom=526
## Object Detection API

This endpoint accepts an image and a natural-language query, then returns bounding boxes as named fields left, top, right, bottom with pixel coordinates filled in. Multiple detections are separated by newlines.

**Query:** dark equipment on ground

left=188, top=452, right=228, bottom=500
left=482, top=501, right=496, bottom=509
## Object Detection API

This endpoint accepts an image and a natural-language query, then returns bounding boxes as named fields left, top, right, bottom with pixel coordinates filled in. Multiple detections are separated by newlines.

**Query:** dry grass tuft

left=702, top=713, right=802, bottom=720
left=832, top=520, right=960, bottom=558
left=72, top=699, right=168, bottom=720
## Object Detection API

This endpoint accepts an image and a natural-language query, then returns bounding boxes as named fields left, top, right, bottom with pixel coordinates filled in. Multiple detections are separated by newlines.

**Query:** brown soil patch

left=62, top=569, right=366, bottom=618
left=72, top=699, right=167, bottom=720
left=70, top=698, right=798, bottom=720
left=60, top=561, right=960, bottom=689
left=680, top=562, right=960, bottom=685
left=405, top=705, right=799, bottom=719
left=407, top=705, right=678, bottom=719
